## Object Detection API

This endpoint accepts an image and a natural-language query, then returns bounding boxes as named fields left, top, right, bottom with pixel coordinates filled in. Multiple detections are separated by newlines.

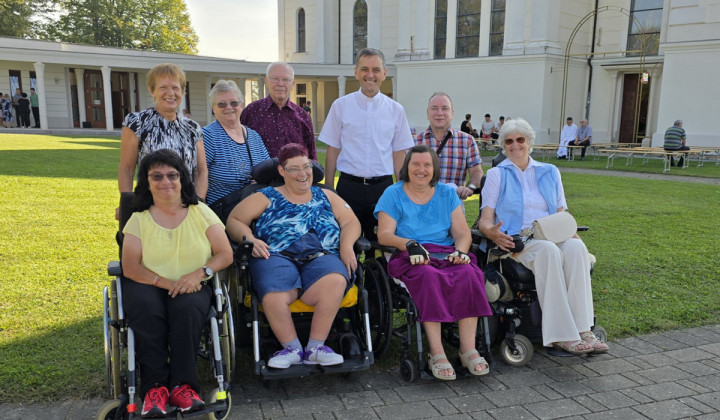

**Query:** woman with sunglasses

left=477, top=118, right=608, bottom=355
left=118, top=63, right=208, bottom=218
left=122, top=149, right=233, bottom=417
left=203, top=80, right=269, bottom=219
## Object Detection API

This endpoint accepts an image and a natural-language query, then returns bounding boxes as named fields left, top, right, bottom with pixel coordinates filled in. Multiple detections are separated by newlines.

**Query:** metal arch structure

left=559, top=5, right=650, bottom=143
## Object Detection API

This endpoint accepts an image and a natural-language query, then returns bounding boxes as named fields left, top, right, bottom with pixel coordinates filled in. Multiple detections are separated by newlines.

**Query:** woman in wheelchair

left=226, top=143, right=361, bottom=369
left=121, top=149, right=233, bottom=418
left=375, top=144, right=492, bottom=381
left=476, top=118, right=608, bottom=355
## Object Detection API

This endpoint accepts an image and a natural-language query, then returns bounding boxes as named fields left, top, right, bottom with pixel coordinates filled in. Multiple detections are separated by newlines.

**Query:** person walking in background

left=663, top=119, right=690, bottom=167
left=241, top=62, right=316, bottom=160
left=320, top=48, right=414, bottom=242
left=30, top=88, right=40, bottom=128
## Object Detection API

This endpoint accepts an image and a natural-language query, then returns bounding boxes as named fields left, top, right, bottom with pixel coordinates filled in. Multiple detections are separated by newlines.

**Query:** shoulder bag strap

left=436, top=131, right=453, bottom=156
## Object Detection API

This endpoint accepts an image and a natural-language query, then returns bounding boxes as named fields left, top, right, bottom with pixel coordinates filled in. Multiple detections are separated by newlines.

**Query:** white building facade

left=280, top=0, right=720, bottom=146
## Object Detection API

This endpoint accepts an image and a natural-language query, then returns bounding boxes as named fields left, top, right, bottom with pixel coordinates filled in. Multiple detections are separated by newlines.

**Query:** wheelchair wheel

left=400, top=359, right=418, bottom=382
left=221, top=283, right=236, bottom=380
left=104, top=281, right=123, bottom=399
left=205, top=387, right=232, bottom=420
left=592, top=326, right=607, bottom=343
left=96, top=398, right=128, bottom=420
left=360, top=258, right=393, bottom=359
left=499, top=334, right=533, bottom=366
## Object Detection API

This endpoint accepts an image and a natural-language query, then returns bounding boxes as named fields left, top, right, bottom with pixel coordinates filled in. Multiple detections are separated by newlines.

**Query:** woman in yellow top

left=122, top=149, right=232, bottom=418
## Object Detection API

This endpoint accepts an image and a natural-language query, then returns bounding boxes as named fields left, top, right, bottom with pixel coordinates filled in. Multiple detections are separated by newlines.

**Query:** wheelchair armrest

left=108, top=260, right=122, bottom=276
left=370, top=241, right=398, bottom=255
left=577, top=226, right=589, bottom=232
left=233, top=237, right=255, bottom=269
left=354, top=237, right=371, bottom=253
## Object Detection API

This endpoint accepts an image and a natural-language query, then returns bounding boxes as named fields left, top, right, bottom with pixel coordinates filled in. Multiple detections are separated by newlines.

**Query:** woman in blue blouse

left=226, top=143, right=361, bottom=369
left=203, top=80, right=269, bottom=211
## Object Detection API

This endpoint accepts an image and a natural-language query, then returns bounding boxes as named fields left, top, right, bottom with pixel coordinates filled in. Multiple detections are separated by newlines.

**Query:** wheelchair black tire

left=499, top=334, right=534, bottom=367
left=96, top=398, right=128, bottom=420
left=108, top=280, right=122, bottom=399
left=359, top=258, right=393, bottom=359
left=220, top=282, right=236, bottom=380
left=206, top=387, right=232, bottom=420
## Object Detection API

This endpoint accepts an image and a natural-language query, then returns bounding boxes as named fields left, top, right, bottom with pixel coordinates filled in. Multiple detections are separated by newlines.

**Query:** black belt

left=340, top=172, right=392, bottom=185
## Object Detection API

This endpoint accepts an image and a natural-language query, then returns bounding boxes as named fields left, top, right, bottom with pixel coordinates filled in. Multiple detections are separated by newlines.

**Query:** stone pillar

left=316, top=0, right=326, bottom=62
left=237, top=77, right=247, bottom=103
left=311, top=80, right=318, bottom=128
left=395, top=1, right=412, bottom=61
left=206, top=76, right=213, bottom=124
left=337, top=76, right=346, bottom=98
left=411, top=0, right=431, bottom=60
left=258, top=77, right=267, bottom=98
left=32, top=62, right=48, bottom=129
left=478, top=0, right=492, bottom=56
left=503, top=0, right=526, bottom=55
left=367, top=0, right=381, bottom=48
left=527, top=1, right=561, bottom=54
left=76, top=69, right=87, bottom=126
left=101, top=65, right=113, bottom=130
left=446, top=0, right=458, bottom=58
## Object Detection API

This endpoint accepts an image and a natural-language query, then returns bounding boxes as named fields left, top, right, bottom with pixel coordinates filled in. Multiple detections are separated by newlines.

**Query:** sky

left=184, top=0, right=279, bottom=62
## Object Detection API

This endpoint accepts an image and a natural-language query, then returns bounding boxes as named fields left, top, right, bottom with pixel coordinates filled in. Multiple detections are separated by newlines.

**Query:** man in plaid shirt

left=415, top=92, right=484, bottom=200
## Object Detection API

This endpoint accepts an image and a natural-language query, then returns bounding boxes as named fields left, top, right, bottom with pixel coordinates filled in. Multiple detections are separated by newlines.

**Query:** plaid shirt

left=415, top=127, right=481, bottom=187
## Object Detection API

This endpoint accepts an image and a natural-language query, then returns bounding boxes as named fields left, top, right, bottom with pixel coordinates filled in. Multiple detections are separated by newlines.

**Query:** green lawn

left=1, top=133, right=719, bottom=403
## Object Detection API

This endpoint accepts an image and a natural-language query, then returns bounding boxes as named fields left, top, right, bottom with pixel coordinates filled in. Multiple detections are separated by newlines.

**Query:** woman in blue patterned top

left=203, top=80, right=269, bottom=207
left=226, top=143, right=361, bottom=369
left=118, top=63, right=208, bottom=218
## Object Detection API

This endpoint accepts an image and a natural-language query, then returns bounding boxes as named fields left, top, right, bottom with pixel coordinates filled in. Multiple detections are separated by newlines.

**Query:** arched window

left=297, top=8, right=306, bottom=53
left=434, top=0, right=448, bottom=59
left=353, top=0, right=368, bottom=61
left=456, top=0, right=481, bottom=58
left=627, top=0, right=662, bottom=56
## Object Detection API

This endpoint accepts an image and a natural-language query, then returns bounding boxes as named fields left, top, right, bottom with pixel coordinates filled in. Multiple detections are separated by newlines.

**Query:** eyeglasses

left=269, top=77, right=293, bottom=85
left=215, top=101, right=241, bottom=109
left=283, top=163, right=313, bottom=174
left=149, top=171, right=180, bottom=182
left=504, top=137, right=526, bottom=146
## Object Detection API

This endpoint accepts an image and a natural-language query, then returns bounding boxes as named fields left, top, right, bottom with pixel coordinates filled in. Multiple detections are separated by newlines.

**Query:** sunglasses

left=149, top=172, right=180, bottom=182
left=215, top=101, right=241, bottom=109
left=504, top=137, right=526, bottom=145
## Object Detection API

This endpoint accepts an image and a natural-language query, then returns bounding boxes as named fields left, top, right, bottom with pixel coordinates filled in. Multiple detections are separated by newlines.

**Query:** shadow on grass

left=0, top=148, right=119, bottom=180
left=0, top=316, right=106, bottom=403
left=58, top=139, right=121, bottom=149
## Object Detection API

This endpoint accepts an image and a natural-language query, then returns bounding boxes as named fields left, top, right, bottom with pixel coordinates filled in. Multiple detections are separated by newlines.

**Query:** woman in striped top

left=203, top=80, right=270, bottom=206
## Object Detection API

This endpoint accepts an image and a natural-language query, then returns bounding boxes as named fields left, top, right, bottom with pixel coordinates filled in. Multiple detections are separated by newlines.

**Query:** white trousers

left=557, top=139, right=570, bottom=157
left=512, top=238, right=594, bottom=346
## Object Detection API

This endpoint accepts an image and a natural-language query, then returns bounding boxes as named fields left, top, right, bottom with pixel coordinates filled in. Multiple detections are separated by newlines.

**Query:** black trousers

left=336, top=175, right=393, bottom=242
left=32, top=107, right=39, bottom=127
left=122, top=277, right=211, bottom=394
left=665, top=146, right=690, bottom=166
left=576, top=139, right=591, bottom=158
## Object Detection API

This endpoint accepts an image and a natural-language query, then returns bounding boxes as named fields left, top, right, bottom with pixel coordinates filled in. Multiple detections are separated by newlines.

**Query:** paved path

left=3, top=324, right=720, bottom=419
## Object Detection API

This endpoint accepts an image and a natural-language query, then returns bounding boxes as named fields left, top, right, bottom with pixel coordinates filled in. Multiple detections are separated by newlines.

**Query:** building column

left=412, top=0, right=431, bottom=60
left=316, top=0, right=326, bottom=62
left=236, top=77, right=247, bottom=104
left=446, top=0, right=458, bottom=58
left=337, top=76, right=346, bottom=98
left=101, top=65, right=113, bottom=130
left=395, top=1, right=412, bottom=61
left=278, top=0, right=286, bottom=61
left=258, top=77, right=267, bottom=99
left=128, top=72, right=137, bottom=112
left=205, top=76, right=213, bottom=124
left=367, top=0, right=382, bottom=48
left=647, top=68, right=662, bottom=145
left=478, top=0, right=492, bottom=56
left=311, top=80, right=318, bottom=128
left=76, top=69, right=87, bottom=126
left=609, top=72, right=621, bottom=142
left=503, top=0, right=526, bottom=55
left=527, top=1, right=561, bottom=54
left=32, top=62, right=48, bottom=129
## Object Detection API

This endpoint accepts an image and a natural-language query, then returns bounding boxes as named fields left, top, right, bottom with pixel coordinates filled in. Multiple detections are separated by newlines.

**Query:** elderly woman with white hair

left=203, top=79, right=270, bottom=219
left=477, top=118, right=608, bottom=355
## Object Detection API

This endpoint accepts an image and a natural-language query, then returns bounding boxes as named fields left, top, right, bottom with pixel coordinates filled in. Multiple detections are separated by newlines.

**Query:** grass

left=1, top=133, right=719, bottom=403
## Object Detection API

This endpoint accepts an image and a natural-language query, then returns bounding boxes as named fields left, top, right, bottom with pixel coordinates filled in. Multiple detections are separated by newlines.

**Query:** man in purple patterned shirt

left=240, top=62, right=316, bottom=160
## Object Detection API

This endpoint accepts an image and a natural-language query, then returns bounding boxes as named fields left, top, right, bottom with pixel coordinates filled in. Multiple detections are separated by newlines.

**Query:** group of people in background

left=0, top=88, right=40, bottom=128
left=116, top=49, right=605, bottom=417
left=557, top=116, right=593, bottom=160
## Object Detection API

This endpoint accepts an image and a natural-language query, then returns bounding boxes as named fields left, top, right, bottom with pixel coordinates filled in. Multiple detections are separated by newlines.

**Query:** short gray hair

left=498, top=117, right=536, bottom=153
left=355, top=48, right=386, bottom=69
left=674, top=119, right=683, bottom=126
left=427, top=91, right=453, bottom=109
left=209, top=80, right=244, bottom=106
left=266, top=62, right=295, bottom=79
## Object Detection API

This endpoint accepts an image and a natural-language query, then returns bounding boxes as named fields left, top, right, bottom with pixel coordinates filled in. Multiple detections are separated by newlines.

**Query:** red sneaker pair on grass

left=141, top=384, right=204, bottom=418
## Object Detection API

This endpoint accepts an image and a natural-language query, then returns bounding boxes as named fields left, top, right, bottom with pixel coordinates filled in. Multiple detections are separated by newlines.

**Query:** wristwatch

left=467, top=183, right=477, bottom=191
left=202, top=265, right=214, bottom=280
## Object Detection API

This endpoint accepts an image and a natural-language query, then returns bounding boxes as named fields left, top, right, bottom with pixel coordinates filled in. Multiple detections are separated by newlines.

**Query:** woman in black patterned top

left=118, top=63, right=208, bottom=215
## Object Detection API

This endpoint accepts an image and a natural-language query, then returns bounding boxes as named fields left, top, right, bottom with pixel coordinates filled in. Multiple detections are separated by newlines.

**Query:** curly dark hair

left=398, top=144, right=441, bottom=187
left=132, top=149, right=198, bottom=211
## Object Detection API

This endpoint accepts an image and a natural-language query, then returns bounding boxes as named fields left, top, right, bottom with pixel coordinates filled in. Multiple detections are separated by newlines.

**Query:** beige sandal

left=580, top=331, right=609, bottom=353
left=459, top=349, right=490, bottom=376
left=552, top=340, right=594, bottom=355
left=428, top=353, right=456, bottom=381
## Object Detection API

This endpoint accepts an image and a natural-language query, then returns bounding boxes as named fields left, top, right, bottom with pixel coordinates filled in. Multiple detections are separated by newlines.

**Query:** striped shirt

left=663, top=126, right=686, bottom=149
left=415, top=127, right=481, bottom=187
left=202, top=120, right=270, bottom=205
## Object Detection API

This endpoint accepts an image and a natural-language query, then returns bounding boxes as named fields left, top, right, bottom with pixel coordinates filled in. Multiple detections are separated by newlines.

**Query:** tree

left=46, top=0, right=198, bottom=54
left=0, top=0, right=53, bottom=38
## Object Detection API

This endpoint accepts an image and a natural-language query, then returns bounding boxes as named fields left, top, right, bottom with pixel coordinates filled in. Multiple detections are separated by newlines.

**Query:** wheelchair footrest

left=257, top=351, right=373, bottom=380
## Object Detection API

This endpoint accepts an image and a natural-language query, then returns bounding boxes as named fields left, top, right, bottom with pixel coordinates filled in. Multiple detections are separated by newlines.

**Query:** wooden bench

left=596, top=147, right=689, bottom=172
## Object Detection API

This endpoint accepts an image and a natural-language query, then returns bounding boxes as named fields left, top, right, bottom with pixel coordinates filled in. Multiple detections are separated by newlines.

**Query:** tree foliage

left=0, top=0, right=53, bottom=38
left=45, top=0, right=199, bottom=54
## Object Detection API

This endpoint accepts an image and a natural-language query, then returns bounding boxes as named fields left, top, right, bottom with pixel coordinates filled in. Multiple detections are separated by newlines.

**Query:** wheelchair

left=230, top=158, right=391, bottom=380
left=361, top=244, right=492, bottom=383
left=470, top=174, right=607, bottom=367
left=97, top=193, right=234, bottom=420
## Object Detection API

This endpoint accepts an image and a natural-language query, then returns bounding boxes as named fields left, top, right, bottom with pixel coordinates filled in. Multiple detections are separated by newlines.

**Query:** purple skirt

left=387, top=243, right=492, bottom=322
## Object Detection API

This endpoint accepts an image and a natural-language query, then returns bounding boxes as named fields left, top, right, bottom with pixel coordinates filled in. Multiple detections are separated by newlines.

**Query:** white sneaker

left=267, top=347, right=303, bottom=368
left=304, top=345, right=344, bottom=366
